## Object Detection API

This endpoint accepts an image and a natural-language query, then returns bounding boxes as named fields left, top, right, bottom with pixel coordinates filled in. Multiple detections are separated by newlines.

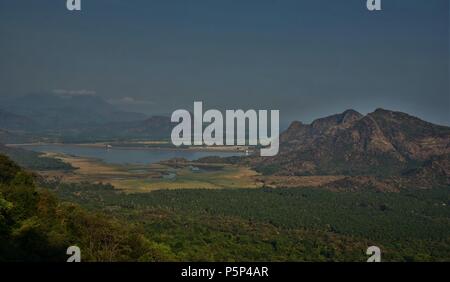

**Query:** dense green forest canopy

left=48, top=181, right=450, bottom=262
left=1, top=153, right=449, bottom=261
left=0, top=154, right=172, bottom=261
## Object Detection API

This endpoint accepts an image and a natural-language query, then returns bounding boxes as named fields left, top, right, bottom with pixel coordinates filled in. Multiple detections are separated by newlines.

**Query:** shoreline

left=7, top=142, right=253, bottom=154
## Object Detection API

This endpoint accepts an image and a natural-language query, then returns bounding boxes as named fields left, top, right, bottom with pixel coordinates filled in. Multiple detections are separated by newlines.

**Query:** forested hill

left=1, top=154, right=450, bottom=261
left=0, top=154, right=173, bottom=262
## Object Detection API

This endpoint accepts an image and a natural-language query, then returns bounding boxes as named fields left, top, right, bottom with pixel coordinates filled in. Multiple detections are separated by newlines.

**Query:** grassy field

left=37, top=152, right=353, bottom=192
left=39, top=152, right=262, bottom=192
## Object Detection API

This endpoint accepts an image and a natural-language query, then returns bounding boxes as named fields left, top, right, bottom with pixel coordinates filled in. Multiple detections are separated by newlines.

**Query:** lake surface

left=21, top=144, right=244, bottom=165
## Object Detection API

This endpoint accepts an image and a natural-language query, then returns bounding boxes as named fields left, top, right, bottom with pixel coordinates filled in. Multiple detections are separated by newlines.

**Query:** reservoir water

left=21, top=144, right=244, bottom=165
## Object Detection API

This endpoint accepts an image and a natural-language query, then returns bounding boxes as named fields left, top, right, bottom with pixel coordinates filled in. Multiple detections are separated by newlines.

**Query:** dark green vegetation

left=0, top=144, right=72, bottom=171
left=1, top=107, right=449, bottom=261
left=0, top=155, right=175, bottom=261
left=47, top=181, right=450, bottom=262
left=0, top=154, right=370, bottom=262
left=1, top=153, right=450, bottom=261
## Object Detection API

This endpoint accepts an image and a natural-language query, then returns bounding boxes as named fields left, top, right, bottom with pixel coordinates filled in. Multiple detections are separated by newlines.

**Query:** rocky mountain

left=253, top=109, right=450, bottom=180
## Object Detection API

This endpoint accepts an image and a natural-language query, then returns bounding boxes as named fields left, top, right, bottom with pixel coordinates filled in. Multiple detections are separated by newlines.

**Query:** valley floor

left=39, top=152, right=262, bottom=191
left=5, top=148, right=448, bottom=262
left=2, top=149, right=448, bottom=262
left=36, top=152, right=348, bottom=192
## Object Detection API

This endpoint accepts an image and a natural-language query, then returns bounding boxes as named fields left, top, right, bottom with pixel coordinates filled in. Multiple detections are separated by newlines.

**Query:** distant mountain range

left=250, top=108, right=449, bottom=189
left=1, top=93, right=449, bottom=190
left=1, top=93, right=147, bottom=130
left=76, top=115, right=173, bottom=141
left=0, top=109, right=36, bottom=131
left=0, top=93, right=172, bottom=142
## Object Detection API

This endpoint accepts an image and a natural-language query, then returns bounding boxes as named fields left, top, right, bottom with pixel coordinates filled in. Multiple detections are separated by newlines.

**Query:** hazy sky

left=0, top=0, right=448, bottom=126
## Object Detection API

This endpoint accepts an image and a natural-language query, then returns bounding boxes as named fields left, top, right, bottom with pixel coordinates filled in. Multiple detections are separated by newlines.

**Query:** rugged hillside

left=253, top=109, right=450, bottom=181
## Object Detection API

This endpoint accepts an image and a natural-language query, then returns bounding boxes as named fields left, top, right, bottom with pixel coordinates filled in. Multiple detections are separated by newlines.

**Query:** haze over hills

left=0, top=93, right=148, bottom=131
left=79, top=115, right=173, bottom=141
left=0, top=109, right=36, bottom=131
left=0, top=93, right=175, bottom=142
left=0, top=92, right=449, bottom=190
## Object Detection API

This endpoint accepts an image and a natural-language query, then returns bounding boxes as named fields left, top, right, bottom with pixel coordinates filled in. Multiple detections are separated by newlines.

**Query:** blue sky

left=0, top=0, right=448, bottom=126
